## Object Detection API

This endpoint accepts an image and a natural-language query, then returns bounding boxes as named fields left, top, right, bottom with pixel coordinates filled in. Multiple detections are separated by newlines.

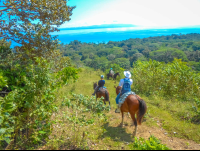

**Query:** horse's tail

left=105, top=90, right=109, bottom=101
left=137, top=99, right=147, bottom=125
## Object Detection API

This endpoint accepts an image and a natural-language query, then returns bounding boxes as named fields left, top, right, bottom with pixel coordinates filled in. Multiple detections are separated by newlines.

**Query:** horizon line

left=58, top=23, right=200, bottom=30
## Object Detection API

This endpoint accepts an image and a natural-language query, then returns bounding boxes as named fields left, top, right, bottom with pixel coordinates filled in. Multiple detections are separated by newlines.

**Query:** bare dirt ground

left=110, top=110, right=200, bottom=150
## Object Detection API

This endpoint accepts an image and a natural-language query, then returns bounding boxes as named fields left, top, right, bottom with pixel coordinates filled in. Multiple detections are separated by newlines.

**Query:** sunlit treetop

left=0, top=0, right=75, bottom=61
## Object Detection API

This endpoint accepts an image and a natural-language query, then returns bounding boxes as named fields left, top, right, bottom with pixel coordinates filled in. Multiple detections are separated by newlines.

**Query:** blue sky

left=60, top=0, right=200, bottom=29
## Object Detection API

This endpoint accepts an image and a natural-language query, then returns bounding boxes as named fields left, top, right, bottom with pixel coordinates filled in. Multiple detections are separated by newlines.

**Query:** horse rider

left=92, top=75, right=106, bottom=96
left=109, top=68, right=114, bottom=75
left=115, top=71, right=133, bottom=113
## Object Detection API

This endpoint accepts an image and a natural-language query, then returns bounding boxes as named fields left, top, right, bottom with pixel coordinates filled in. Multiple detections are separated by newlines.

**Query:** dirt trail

left=102, top=78, right=200, bottom=150
left=108, top=109, right=200, bottom=150
left=91, top=78, right=200, bottom=149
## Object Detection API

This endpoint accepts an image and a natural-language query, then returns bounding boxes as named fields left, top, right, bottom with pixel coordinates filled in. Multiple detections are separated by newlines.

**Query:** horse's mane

left=116, top=86, right=121, bottom=90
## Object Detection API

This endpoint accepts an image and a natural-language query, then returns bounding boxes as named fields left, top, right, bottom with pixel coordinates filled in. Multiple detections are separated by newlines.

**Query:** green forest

left=59, top=33, right=200, bottom=72
left=1, top=0, right=200, bottom=150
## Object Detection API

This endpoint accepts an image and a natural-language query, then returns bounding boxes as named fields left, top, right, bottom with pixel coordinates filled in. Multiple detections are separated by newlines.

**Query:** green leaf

left=0, top=128, right=6, bottom=134
left=4, top=103, right=13, bottom=110
left=4, top=137, right=11, bottom=144
left=39, top=131, right=46, bottom=134
left=0, top=116, right=4, bottom=124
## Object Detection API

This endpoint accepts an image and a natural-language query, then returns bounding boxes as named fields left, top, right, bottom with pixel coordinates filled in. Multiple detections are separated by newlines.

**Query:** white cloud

left=60, top=0, right=200, bottom=28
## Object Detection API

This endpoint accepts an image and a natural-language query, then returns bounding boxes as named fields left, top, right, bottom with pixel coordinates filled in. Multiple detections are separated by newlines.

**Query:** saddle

left=118, top=91, right=136, bottom=108
left=97, top=87, right=107, bottom=92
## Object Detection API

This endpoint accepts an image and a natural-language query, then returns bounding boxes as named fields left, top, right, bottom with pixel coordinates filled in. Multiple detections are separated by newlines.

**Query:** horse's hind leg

left=127, top=112, right=131, bottom=118
left=130, top=112, right=137, bottom=136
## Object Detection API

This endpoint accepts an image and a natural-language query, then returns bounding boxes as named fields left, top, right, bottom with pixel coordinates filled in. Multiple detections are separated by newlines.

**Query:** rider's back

left=98, top=80, right=105, bottom=87
left=119, top=78, right=133, bottom=95
left=109, top=70, right=114, bottom=75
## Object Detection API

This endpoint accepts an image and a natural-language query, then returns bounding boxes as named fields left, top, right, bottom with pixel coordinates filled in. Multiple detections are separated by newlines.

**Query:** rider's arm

left=118, top=79, right=124, bottom=87
left=130, top=79, right=133, bottom=85
left=98, top=80, right=101, bottom=86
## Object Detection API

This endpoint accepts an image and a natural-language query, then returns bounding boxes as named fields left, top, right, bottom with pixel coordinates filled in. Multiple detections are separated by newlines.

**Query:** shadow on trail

left=98, top=122, right=133, bottom=143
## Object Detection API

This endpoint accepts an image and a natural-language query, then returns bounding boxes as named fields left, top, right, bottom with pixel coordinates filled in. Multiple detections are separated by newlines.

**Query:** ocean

left=10, top=28, right=200, bottom=48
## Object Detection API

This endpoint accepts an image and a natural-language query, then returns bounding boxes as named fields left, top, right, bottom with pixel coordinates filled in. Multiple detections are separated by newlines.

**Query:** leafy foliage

left=0, top=1, right=80, bottom=149
left=51, top=93, right=110, bottom=149
left=149, top=48, right=188, bottom=63
left=129, top=135, right=171, bottom=150
left=0, top=72, right=7, bottom=89
left=192, top=98, right=200, bottom=121
left=59, top=34, right=200, bottom=72
left=131, top=58, right=200, bottom=101
left=1, top=0, right=75, bottom=62
left=0, top=56, right=79, bottom=148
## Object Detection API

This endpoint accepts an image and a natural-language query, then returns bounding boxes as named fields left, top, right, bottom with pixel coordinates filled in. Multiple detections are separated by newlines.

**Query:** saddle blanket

left=118, top=91, right=136, bottom=108
left=98, top=87, right=106, bottom=91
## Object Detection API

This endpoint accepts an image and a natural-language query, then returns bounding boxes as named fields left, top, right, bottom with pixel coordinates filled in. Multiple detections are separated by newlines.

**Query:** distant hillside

left=58, top=33, right=200, bottom=71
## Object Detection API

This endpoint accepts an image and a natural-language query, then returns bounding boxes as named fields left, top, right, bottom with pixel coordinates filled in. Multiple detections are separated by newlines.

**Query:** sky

left=60, top=0, right=200, bottom=29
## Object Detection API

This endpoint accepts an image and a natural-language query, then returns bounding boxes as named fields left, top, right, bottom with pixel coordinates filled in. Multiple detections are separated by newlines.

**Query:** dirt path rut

left=108, top=109, right=200, bottom=150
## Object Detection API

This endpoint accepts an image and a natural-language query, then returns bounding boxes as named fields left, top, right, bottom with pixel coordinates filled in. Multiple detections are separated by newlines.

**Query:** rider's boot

left=92, top=86, right=99, bottom=96
left=115, top=104, right=120, bottom=113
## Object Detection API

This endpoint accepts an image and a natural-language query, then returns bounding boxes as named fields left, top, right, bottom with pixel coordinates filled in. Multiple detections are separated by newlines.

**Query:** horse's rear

left=95, top=86, right=110, bottom=107
left=96, top=88, right=109, bottom=102
left=115, top=86, right=147, bottom=136
left=121, top=94, right=146, bottom=125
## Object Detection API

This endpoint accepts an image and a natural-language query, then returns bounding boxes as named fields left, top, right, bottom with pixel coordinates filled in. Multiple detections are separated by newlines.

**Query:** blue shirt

left=98, top=80, right=105, bottom=87
left=119, top=78, right=133, bottom=86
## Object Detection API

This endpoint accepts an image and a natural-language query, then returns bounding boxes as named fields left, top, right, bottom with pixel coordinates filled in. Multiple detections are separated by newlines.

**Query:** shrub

left=131, top=59, right=200, bottom=101
left=129, top=135, right=171, bottom=150
left=0, top=56, right=79, bottom=149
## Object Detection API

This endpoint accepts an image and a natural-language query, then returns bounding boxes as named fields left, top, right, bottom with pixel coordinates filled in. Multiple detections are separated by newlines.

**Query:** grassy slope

left=45, top=67, right=200, bottom=150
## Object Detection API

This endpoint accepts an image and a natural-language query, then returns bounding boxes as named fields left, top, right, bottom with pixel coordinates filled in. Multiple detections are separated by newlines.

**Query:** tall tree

left=0, top=0, right=75, bottom=61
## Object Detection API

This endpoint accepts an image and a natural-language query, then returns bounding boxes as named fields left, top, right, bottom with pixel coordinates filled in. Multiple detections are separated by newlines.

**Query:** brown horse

left=93, top=82, right=111, bottom=107
left=114, top=86, right=147, bottom=136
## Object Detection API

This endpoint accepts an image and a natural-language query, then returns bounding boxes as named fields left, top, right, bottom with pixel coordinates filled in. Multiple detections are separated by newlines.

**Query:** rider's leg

left=115, top=93, right=120, bottom=104
left=115, top=93, right=121, bottom=113
left=92, top=86, right=99, bottom=96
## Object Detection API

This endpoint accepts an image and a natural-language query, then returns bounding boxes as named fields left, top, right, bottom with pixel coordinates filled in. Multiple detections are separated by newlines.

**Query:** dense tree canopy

left=149, top=48, right=188, bottom=63
left=58, top=33, right=200, bottom=71
left=0, top=0, right=75, bottom=61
